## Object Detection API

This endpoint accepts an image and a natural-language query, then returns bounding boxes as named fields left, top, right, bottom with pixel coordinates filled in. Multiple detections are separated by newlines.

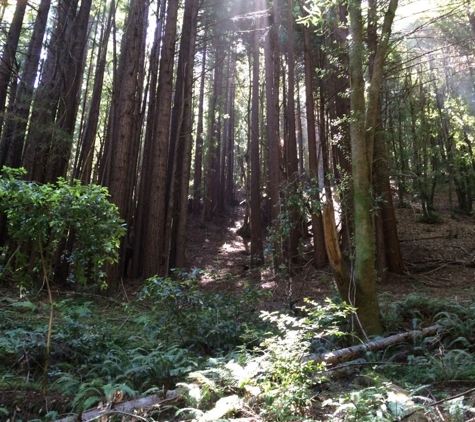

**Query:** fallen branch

left=55, top=390, right=182, bottom=422
left=306, top=325, right=439, bottom=366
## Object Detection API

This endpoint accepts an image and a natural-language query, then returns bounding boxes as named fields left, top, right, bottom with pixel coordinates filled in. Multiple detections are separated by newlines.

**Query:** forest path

left=186, top=202, right=338, bottom=310
left=186, top=190, right=475, bottom=309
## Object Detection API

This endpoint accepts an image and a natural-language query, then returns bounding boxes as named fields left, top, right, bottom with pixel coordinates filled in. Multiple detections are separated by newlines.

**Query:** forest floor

left=186, top=189, right=475, bottom=312
left=2, top=187, right=475, bottom=421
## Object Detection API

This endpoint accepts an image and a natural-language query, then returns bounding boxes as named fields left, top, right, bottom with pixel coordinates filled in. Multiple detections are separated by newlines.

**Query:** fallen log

left=55, top=390, right=182, bottom=422
left=307, top=325, right=439, bottom=366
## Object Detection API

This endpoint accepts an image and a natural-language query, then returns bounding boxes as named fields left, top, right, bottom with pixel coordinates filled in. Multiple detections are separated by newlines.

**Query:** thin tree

left=250, top=0, right=264, bottom=269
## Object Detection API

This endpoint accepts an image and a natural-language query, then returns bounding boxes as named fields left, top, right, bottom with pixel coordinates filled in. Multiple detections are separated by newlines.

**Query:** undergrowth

left=1, top=286, right=475, bottom=421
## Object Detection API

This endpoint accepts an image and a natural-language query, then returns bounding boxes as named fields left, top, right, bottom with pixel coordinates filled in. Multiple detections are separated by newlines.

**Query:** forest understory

left=187, top=189, right=475, bottom=308
left=2, top=187, right=475, bottom=421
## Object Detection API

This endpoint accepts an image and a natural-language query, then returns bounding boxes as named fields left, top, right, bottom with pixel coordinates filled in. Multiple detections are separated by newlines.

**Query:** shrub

left=0, top=167, right=125, bottom=288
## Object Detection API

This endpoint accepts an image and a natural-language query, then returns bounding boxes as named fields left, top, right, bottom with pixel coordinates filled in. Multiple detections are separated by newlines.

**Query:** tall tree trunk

left=367, top=0, right=403, bottom=278
left=302, top=22, right=327, bottom=268
left=349, top=0, right=398, bottom=336
left=330, top=3, right=353, bottom=254
left=75, top=1, right=114, bottom=183
left=225, top=76, right=236, bottom=206
left=20, top=0, right=92, bottom=183
left=49, top=0, right=93, bottom=181
left=0, top=0, right=28, bottom=137
left=250, top=3, right=264, bottom=270
left=138, top=0, right=178, bottom=279
left=202, top=44, right=225, bottom=223
left=22, top=0, right=79, bottom=182
left=192, top=35, right=207, bottom=213
left=284, top=0, right=301, bottom=265
left=164, top=0, right=199, bottom=271
left=0, top=0, right=51, bottom=170
left=129, top=0, right=165, bottom=278
left=102, top=0, right=148, bottom=282
left=265, top=0, right=282, bottom=270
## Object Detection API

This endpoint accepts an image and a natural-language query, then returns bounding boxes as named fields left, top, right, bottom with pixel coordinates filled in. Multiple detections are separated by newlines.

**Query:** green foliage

left=138, top=274, right=266, bottom=352
left=179, top=299, right=353, bottom=421
left=0, top=167, right=125, bottom=287
left=266, top=177, right=322, bottom=271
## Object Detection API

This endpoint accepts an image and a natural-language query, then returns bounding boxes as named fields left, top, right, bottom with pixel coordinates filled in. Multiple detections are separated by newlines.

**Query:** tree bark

left=49, top=0, right=93, bottom=181
left=308, top=325, right=438, bottom=366
left=349, top=0, right=377, bottom=336
left=130, top=0, right=165, bottom=278
left=302, top=22, right=327, bottom=268
left=250, top=2, right=264, bottom=269
left=164, top=0, right=199, bottom=271
left=0, top=0, right=28, bottom=137
left=192, top=34, right=207, bottom=213
left=349, top=0, right=398, bottom=336
left=264, top=0, right=282, bottom=270
left=139, top=0, right=179, bottom=278
left=0, top=0, right=51, bottom=170
left=75, top=1, right=114, bottom=184
left=102, top=0, right=148, bottom=282
left=22, top=0, right=79, bottom=182
left=284, top=0, right=301, bottom=265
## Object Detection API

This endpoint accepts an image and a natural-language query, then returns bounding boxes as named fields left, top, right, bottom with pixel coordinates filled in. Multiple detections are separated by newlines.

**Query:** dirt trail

left=186, top=192, right=475, bottom=307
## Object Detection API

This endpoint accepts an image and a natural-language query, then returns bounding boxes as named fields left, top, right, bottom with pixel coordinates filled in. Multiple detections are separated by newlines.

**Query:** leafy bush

left=0, top=167, right=125, bottom=287
left=138, top=274, right=267, bottom=352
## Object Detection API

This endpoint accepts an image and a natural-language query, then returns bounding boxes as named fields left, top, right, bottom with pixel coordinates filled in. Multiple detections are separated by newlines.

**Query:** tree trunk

left=164, top=0, right=199, bottom=271
left=139, top=0, right=178, bottom=279
left=102, top=0, right=148, bottom=282
left=264, top=0, right=282, bottom=270
left=284, top=0, right=301, bottom=265
left=308, top=325, right=439, bottom=366
left=75, top=1, right=114, bottom=184
left=330, top=3, right=353, bottom=254
left=349, top=0, right=374, bottom=333
left=129, top=0, right=165, bottom=278
left=49, top=0, right=93, bottom=181
left=22, top=0, right=79, bottom=182
left=367, top=2, right=403, bottom=277
left=348, top=0, right=398, bottom=336
left=192, top=35, right=207, bottom=214
left=0, top=0, right=28, bottom=137
left=250, top=3, right=264, bottom=269
left=201, top=43, right=225, bottom=223
left=302, top=22, right=327, bottom=268
left=0, top=0, right=51, bottom=170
